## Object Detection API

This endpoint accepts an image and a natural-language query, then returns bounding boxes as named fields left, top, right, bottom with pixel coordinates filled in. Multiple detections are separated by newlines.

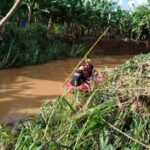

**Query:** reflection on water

left=0, top=55, right=132, bottom=123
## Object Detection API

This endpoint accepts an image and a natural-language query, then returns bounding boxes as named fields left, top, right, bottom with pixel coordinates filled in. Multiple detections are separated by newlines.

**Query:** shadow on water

left=0, top=55, right=133, bottom=123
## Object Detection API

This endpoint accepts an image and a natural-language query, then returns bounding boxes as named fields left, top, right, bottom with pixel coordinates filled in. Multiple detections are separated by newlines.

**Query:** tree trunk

left=27, top=5, right=32, bottom=23
left=48, top=17, right=52, bottom=31
left=0, top=0, right=22, bottom=28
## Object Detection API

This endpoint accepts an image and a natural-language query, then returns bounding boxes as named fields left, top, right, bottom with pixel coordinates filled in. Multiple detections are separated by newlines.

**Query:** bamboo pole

left=63, top=26, right=110, bottom=87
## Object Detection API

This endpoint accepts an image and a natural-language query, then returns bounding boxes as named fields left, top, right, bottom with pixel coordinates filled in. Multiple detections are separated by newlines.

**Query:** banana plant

left=132, top=6, right=150, bottom=40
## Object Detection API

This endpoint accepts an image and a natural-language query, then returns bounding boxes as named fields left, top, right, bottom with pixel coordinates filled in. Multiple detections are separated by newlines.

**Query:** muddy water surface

left=0, top=56, right=132, bottom=123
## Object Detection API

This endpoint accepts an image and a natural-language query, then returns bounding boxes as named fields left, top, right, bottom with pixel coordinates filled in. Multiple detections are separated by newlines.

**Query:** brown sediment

left=0, top=55, right=132, bottom=123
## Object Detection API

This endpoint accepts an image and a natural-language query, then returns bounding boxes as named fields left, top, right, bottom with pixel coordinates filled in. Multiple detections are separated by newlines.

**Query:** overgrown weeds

left=0, top=53, right=150, bottom=149
left=0, top=23, right=87, bottom=69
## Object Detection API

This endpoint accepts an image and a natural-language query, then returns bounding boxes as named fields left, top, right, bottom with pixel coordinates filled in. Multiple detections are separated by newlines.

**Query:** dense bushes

left=3, top=0, right=149, bottom=40
left=0, top=23, right=87, bottom=69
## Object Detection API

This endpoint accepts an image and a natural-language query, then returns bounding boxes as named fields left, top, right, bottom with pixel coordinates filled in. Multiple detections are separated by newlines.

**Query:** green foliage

left=132, top=6, right=150, bottom=40
left=68, top=44, right=87, bottom=57
left=0, top=0, right=13, bottom=18
left=0, top=23, right=87, bottom=69
left=0, top=53, right=150, bottom=149
left=16, top=0, right=149, bottom=40
left=1, top=0, right=150, bottom=40
left=52, top=24, right=66, bottom=36
left=121, top=53, right=150, bottom=71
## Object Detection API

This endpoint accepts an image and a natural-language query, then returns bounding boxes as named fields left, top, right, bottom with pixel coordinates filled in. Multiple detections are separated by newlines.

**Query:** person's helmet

left=85, top=59, right=93, bottom=69
left=78, top=66, right=85, bottom=71
left=86, top=59, right=91, bottom=63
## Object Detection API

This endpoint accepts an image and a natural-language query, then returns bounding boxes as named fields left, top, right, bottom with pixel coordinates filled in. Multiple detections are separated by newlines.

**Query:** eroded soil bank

left=78, top=38, right=150, bottom=55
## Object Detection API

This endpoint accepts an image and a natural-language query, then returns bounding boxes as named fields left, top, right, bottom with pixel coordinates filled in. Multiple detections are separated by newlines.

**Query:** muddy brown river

left=0, top=56, right=133, bottom=123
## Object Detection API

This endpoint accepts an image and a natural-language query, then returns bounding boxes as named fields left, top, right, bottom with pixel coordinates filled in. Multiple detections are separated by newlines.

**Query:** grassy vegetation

left=0, top=23, right=87, bottom=69
left=0, top=53, right=150, bottom=149
left=2, top=0, right=150, bottom=41
left=1, top=0, right=150, bottom=69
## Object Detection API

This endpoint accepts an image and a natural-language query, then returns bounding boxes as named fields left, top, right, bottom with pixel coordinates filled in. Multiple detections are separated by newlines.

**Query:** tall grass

left=0, top=53, right=150, bottom=149
left=0, top=23, right=87, bottom=69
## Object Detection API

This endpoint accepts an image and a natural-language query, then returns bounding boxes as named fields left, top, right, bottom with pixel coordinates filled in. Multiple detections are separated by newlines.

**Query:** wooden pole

left=63, top=26, right=110, bottom=87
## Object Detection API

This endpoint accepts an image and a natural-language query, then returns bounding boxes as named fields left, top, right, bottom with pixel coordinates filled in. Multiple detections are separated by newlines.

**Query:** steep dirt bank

left=47, top=34, right=150, bottom=55
left=93, top=39, right=150, bottom=55
left=76, top=37, right=150, bottom=55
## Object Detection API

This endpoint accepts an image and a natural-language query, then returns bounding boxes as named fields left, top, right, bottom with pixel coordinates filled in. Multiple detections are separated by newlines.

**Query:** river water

left=0, top=56, right=132, bottom=123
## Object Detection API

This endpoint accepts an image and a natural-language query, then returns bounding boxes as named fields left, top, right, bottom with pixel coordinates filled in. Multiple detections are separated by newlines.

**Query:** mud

left=0, top=56, right=132, bottom=123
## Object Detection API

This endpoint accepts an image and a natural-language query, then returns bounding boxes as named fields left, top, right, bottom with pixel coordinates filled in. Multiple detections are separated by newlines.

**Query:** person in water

left=84, top=59, right=98, bottom=79
left=70, top=65, right=88, bottom=86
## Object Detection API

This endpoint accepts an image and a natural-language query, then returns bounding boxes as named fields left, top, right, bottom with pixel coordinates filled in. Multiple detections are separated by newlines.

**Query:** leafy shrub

left=0, top=23, right=87, bottom=69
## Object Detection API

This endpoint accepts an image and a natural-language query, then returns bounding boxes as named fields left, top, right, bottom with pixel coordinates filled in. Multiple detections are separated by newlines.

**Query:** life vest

left=84, top=63, right=93, bottom=78
left=70, top=70, right=87, bottom=86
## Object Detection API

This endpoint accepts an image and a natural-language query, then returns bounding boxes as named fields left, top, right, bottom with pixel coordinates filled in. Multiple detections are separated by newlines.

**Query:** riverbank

left=93, top=39, right=150, bottom=55
left=0, top=23, right=87, bottom=69
left=0, top=56, right=132, bottom=123
left=1, top=24, right=150, bottom=70
left=0, top=53, right=149, bottom=149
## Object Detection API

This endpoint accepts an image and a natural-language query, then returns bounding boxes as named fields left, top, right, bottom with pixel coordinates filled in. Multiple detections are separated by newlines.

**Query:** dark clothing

left=84, top=63, right=94, bottom=78
left=70, top=70, right=87, bottom=86
left=21, top=19, right=27, bottom=28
